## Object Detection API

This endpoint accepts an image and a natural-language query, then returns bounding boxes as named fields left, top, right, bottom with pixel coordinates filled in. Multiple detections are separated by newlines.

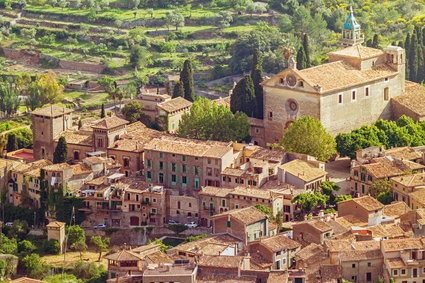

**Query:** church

left=250, top=7, right=424, bottom=147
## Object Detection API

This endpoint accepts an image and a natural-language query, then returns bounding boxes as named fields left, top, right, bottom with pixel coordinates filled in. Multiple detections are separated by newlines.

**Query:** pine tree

left=6, top=133, right=17, bottom=152
left=230, top=75, right=257, bottom=118
left=302, top=34, right=311, bottom=68
left=53, top=136, right=68, bottom=164
left=180, top=59, right=195, bottom=102
left=100, top=103, right=105, bottom=118
left=172, top=81, right=184, bottom=98
left=251, top=49, right=264, bottom=119
left=372, top=34, right=380, bottom=48
left=296, top=46, right=307, bottom=70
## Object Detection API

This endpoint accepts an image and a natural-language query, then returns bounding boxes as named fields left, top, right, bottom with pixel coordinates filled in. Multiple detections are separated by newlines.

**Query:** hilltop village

left=3, top=3, right=425, bottom=283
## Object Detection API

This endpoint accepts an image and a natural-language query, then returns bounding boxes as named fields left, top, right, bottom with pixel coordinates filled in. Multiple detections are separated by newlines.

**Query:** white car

left=93, top=224, right=107, bottom=229
left=185, top=222, right=198, bottom=228
left=168, top=220, right=179, bottom=225
left=4, top=222, right=13, bottom=227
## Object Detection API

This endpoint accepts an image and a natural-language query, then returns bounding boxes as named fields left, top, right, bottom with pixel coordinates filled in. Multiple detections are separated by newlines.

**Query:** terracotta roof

left=279, top=160, right=327, bottom=183
left=368, top=224, right=407, bottom=239
left=392, top=81, right=425, bottom=117
left=328, top=45, right=384, bottom=59
left=11, top=277, right=47, bottom=283
left=383, top=202, right=411, bottom=218
left=409, top=189, right=425, bottom=205
left=222, top=168, right=246, bottom=177
left=385, top=146, right=422, bottom=161
left=392, top=173, right=425, bottom=187
left=143, top=265, right=195, bottom=276
left=295, top=219, right=332, bottom=233
left=31, top=105, right=72, bottom=117
left=231, top=186, right=276, bottom=200
left=13, top=159, right=52, bottom=176
left=197, top=274, right=256, bottom=283
left=124, top=121, right=167, bottom=145
left=338, top=196, right=384, bottom=212
left=385, top=257, right=407, bottom=269
left=214, top=96, right=231, bottom=107
left=91, top=116, right=129, bottom=129
left=42, top=163, right=72, bottom=171
left=171, top=233, right=241, bottom=255
left=59, top=130, right=93, bottom=146
left=298, top=61, right=396, bottom=94
left=144, top=251, right=173, bottom=265
left=46, top=221, right=65, bottom=228
left=199, top=186, right=233, bottom=197
left=381, top=237, right=425, bottom=252
left=324, top=239, right=351, bottom=252
left=295, top=243, right=325, bottom=262
left=267, top=273, right=289, bottom=283
left=144, top=136, right=231, bottom=158
left=335, top=215, right=367, bottom=228
left=212, top=206, right=266, bottom=225
left=340, top=249, right=383, bottom=261
left=104, top=250, right=142, bottom=261
left=85, top=175, right=107, bottom=186
left=109, top=138, right=144, bottom=152
left=158, top=97, right=192, bottom=113
left=71, top=163, right=92, bottom=175
left=257, top=235, right=301, bottom=252
left=250, top=148, right=285, bottom=163
left=351, top=240, right=380, bottom=250
left=198, top=255, right=243, bottom=268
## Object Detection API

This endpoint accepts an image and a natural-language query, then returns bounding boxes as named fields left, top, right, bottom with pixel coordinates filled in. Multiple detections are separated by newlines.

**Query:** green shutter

left=192, top=166, right=195, bottom=175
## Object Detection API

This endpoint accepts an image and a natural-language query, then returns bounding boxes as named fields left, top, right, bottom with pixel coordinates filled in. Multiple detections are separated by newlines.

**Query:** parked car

left=93, top=224, right=107, bottom=229
left=4, top=222, right=13, bottom=227
left=168, top=220, right=179, bottom=225
left=185, top=222, right=198, bottom=228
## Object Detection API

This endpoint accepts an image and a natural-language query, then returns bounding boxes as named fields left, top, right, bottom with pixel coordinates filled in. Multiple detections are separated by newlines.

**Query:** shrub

left=167, top=224, right=188, bottom=234
left=42, top=239, right=60, bottom=255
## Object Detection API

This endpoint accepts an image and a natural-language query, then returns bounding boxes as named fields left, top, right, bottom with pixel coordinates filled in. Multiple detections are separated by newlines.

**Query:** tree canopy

left=180, top=59, right=195, bottom=102
left=178, top=97, right=250, bottom=142
left=53, top=136, right=68, bottom=164
left=121, top=101, right=144, bottom=123
left=280, top=116, right=336, bottom=161
left=230, top=75, right=257, bottom=118
left=292, top=192, right=329, bottom=214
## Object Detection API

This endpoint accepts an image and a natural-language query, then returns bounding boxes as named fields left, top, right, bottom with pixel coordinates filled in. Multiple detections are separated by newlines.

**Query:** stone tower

left=46, top=221, right=66, bottom=254
left=32, top=105, right=73, bottom=161
left=340, top=6, right=364, bottom=46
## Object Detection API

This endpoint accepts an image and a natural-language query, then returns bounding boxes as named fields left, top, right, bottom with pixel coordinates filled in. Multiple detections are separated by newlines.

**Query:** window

left=384, top=87, right=389, bottom=101
left=385, top=77, right=389, bottom=82
left=182, top=155, right=187, bottom=162
left=351, top=89, right=357, bottom=101
left=159, top=161, right=164, bottom=170
left=182, top=176, right=187, bottom=185
left=227, top=220, right=231, bottom=227
left=123, top=158, right=130, bottom=168
left=393, top=270, right=398, bottom=276
left=73, top=151, right=80, bottom=160
left=352, top=276, right=357, bottom=281
left=365, top=86, right=370, bottom=97
left=146, top=159, right=152, bottom=168
left=171, top=163, right=177, bottom=172
left=352, top=263, right=356, bottom=268
left=222, top=199, right=226, bottom=207
left=367, top=262, right=371, bottom=267
left=146, top=171, right=152, bottom=179
left=338, top=93, right=343, bottom=104
left=268, top=112, right=273, bottom=120
left=171, top=174, right=177, bottom=185
left=366, top=273, right=372, bottom=282
left=401, top=269, right=406, bottom=275
left=158, top=173, right=164, bottom=184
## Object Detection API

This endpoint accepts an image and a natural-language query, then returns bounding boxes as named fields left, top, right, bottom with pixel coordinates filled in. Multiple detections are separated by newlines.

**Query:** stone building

left=46, top=221, right=66, bottom=254
left=337, top=196, right=385, bottom=226
left=392, top=173, right=425, bottom=209
left=278, top=159, right=327, bottom=190
left=32, top=105, right=73, bottom=160
left=250, top=9, right=407, bottom=146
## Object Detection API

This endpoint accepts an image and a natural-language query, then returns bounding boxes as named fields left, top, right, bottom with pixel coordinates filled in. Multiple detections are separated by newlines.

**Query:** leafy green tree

left=28, top=72, right=63, bottom=108
left=121, top=101, right=144, bottom=123
left=147, top=8, right=154, bottom=18
left=172, top=81, right=184, bottom=98
left=335, top=195, right=352, bottom=203
left=372, top=34, right=380, bottom=48
left=0, top=79, right=20, bottom=117
left=320, top=181, right=340, bottom=204
left=73, top=261, right=107, bottom=282
left=42, top=239, right=60, bottom=255
left=6, top=133, right=17, bottom=152
left=165, top=10, right=185, bottom=31
left=100, top=103, right=105, bottom=118
left=91, top=236, right=110, bottom=262
left=71, top=240, right=87, bottom=260
left=292, top=192, right=329, bottom=214
left=8, top=220, right=29, bottom=241
left=0, top=259, right=5, bottom=280
left=377, top=191, right=394, bottom=205
left=180, top=59, right=195, bottom=102
left=21, top=254, right=49, bottom=279
left=53, top=136, right=68, bottom=164
left=18, top=240, right=36, bottom=257
left=67, top=225, right=86, bottom=248
left=44, top=273, right=80, bottom=283
left=369, top=178, right=393, bottom=198
left=178, top=97, right=250, bottom=142
left=230, top=75, right=257, bottom=117
left=251, top=49, right=263, bottom=119
left=280, top=116, right=336, bottom=161
left=254, top=204, right=272, bottom=216
left=130, top=45, right=151, bottom=69
left=217, top=11, right=233, bottom=29
left=0, top=234, right=17, bottom=254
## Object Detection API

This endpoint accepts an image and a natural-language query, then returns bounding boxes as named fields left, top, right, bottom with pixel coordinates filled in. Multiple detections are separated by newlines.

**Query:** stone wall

left=2, top=48, right=41, bottom=65
left=59, top=60, right=106, bottom=73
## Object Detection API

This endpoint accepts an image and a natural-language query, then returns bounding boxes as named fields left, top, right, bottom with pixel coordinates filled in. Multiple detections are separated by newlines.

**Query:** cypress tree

left=53, top=136, right=68, bottom=164
left=172, top=81, right=184, bottom=98
left=296, top=46, right=307, bottom=70
left=405, top=34, right=411, bottom=77
left=366, top=39, right=373, bottom=47
left=100, top=103, right=105, bottom=118
left=78, top=119, right=82, bottom=129
left=302, top=34, right=311, bottom=68
left=230, top=75, right=257, bottom=118
left=372, top=34, right=380, bottom=48
left=409, top=33, right=418, bottom=82
left=166, top=81, right=172, bottom=96
left=422, top=27, right=425, bottom=46
left=418, top=46, right=425, bottom=83
left=398, top=41, right=404, bottom=48
left=6, top=134, right=17, bottom=152
left=180, top=59, right=195, bottom=102
left=251, top=49, right=264, bottom=119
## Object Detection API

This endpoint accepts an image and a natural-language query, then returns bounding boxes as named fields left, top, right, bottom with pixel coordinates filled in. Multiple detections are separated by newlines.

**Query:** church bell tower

left=340, top=6, right=364, bottom=46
